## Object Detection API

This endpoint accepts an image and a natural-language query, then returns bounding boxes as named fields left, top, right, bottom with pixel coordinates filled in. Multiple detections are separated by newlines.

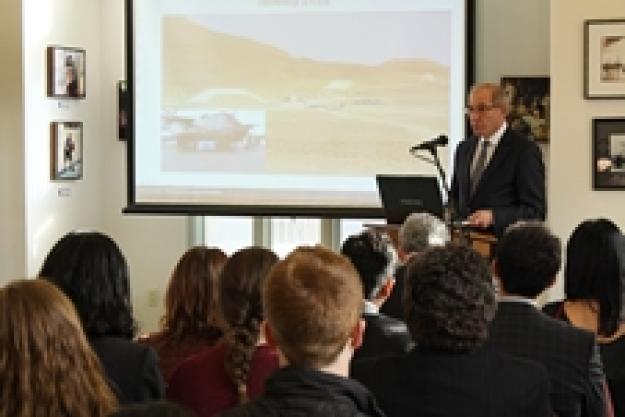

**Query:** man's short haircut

left=496, top=221, right=561, bottom=298
left=263, top=246, right=363, bottom=368
left=403, top=244, right=495, bottom=352
left=470, top=82, right=508, bottom=112
left=398, top=212, right=450, bottom=254
left=341, top=230, right=397, bottom=300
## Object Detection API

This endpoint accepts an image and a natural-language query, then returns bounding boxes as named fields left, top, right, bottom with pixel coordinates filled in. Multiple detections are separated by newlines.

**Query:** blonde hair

left=0, top=280, right=118, bottom=417
left=263, top=246, right=363, bottom=368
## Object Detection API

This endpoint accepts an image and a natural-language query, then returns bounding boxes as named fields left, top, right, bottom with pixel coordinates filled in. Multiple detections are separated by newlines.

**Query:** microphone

left=410, top=135, right=449, bottom=152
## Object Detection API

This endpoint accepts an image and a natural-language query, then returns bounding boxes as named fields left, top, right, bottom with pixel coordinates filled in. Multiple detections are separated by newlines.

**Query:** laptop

left=376, top=175, right=444, bottom=225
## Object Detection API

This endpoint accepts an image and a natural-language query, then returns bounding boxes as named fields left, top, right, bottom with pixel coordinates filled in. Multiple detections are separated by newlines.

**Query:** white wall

left=0, top=0, right=26, bottom=284
left=22, top=0, right=104, bottom=276
left=475, top=0, right=550, bottom=83
left=549, top=0, right=625, bottom=297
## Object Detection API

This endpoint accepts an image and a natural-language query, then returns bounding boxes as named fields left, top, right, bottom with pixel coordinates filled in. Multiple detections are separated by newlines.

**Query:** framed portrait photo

left=47, top=46, right=86, bottom=99
left=51, top=121, right=83, bottom=180
left=593, top=118, right=625, bottom=189
left=585, top=20, right=625, bottom=99
left=500, top=76, right=550, bottom=142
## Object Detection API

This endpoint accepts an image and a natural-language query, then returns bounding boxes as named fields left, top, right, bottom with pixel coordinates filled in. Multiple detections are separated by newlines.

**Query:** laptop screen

left=376, top=175, right=444, bottom=225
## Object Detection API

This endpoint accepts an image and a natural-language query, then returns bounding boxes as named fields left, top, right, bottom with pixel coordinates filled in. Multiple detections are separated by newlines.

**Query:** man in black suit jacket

left=450, top=83, right=545, bottom=236
left=341, top=230, right=411, bottom=362
left=485, top=222, right=607, bottom=417
left=352, top=244, right=552, bottom=417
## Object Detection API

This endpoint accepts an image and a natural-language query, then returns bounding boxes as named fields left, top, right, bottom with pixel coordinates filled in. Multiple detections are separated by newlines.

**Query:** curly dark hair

left=38, top=231, right=137, bottom=338
left=565, top=218, right=623, bottom=336
left=159, top=246, right=227, bottom=343
left=403, top=243, right=495, bottom=352
left=341, top=230, right=397, bottom=299
left=218, top=247, right=278, bottom=404
left=496, top=221, right=561, bottom=298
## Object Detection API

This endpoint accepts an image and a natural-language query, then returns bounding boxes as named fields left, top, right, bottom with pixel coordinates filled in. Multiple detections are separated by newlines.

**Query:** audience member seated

left=167, top=247, right=279, bottom=417
left=0, top=279, right=118, bottom=417
left=220, top=246, right=385, bottom=417
left=341, top=230, right=411, bottom=362
left=543, top=218, right=625, bottom=416
left=381, top=212, right=450, bottom=320
left=353, top=244, right=552, bottom=417
left=39, top=231, right=165, bottom=404
left=109, top=401, right=195, bottom=417
left=139, top=247, right=227, bottom=381
left=485, top=221, right=608, bottom=417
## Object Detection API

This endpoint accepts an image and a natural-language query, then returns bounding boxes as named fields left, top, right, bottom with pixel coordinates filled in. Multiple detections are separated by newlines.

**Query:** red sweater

left=167, top=341, right=279, bottom=417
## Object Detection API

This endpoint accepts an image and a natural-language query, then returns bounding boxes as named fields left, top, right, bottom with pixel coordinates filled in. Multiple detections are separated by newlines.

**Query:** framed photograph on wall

left=585, top=20, right=625, bottom=99
left=593, top=118, right=625, bottom=189
left=118, top=80, right=128, bottom=140
left=500, top=76, right=550, bottom=142
left=47, top=46, right=86, bottom=98
left=51, top=121, right=83, bottom=180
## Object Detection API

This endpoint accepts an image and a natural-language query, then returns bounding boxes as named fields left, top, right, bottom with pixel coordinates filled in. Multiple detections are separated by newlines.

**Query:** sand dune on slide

left=162, top=16, right=450, bottom=175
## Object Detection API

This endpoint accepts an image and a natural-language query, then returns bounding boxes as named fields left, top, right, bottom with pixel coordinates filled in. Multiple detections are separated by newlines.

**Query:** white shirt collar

left=480, top=120, right=507, bottom=147
left=497, top=294, right=537, bottom=307
left=363, top=299, right=380, bottom=315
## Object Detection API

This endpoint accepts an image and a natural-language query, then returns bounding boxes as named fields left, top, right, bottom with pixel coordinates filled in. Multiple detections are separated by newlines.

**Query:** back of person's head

left=218, top=247, right=279, bottom=403
left=495, top=221, right=561, bottom=298
left=340, top=230, right=397, bottom=300
left=109, top=401, right=194, bottom=417
left=39, top=231, right=136, bottom=338
left=263, top=246, right=363, bottom=368
left=399, top=212, right=450, bottom=254
left=0, top=279, right=118, bottom=417
left=404, top=244, right=495, bottom=352
left=565, top=218, right=623, bottom=336
left=160, top=246, right=227, bottom=342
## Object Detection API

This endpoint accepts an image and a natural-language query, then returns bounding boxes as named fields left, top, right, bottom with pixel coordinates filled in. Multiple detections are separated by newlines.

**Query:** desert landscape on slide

left=160, top=15, right=450, bottom=176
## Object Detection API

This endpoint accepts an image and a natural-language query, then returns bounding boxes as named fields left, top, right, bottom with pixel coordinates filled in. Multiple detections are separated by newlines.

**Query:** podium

left=365, top=223, right=497, bottom=259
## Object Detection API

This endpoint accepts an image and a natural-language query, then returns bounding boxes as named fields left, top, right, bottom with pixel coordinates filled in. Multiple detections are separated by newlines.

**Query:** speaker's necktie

left=470, top=140, right=491, bottom=195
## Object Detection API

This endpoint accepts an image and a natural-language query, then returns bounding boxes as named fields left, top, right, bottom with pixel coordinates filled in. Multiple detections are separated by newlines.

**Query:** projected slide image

left=161, top=12, right=450, bottom=176
left=161, top=109, right=266, bottom=172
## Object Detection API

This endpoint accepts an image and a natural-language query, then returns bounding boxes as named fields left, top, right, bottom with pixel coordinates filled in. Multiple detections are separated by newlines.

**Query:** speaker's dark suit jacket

left=485, top=302, right=606, bottom=417
left=352, top=346, right=552, bottom=417
left=450, top=128, right=545, bottom=235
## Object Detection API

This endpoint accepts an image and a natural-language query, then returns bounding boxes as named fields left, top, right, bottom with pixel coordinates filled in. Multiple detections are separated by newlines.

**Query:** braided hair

left=218, top=247, right=278, bottom=403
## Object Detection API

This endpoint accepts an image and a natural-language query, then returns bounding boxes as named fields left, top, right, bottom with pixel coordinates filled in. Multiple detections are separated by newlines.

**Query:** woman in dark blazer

left=39, top=231, right=165, bottom=404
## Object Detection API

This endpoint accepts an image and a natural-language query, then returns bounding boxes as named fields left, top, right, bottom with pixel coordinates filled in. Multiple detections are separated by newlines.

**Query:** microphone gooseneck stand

left=409, top=144, right=470, bottom=246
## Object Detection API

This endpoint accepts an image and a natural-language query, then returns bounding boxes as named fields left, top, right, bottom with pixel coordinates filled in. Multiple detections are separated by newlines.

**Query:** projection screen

left=125, top=0, right=474, bottom=216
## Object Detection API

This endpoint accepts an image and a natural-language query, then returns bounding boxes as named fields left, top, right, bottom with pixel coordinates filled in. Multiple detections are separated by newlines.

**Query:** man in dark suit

left=485, top=222, right=607, bottom=417
left=352, top=244, right=552, bottom=417
left=341, top=230, right=411, bottom=362
left=450, top=83, right=545, bottom=236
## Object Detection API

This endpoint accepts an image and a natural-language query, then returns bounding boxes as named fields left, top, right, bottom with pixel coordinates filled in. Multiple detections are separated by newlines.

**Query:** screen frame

left=123, top=0, right=475, bottom=217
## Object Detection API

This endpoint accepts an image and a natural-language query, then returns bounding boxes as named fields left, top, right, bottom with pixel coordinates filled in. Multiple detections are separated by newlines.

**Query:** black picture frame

left=47, top=46, right=86, bottom=99
left=51, top=121, right=83, bottom=180
left=593, top=117, right=625, bottom=189
left=584, top=20, right=625, bottom=99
